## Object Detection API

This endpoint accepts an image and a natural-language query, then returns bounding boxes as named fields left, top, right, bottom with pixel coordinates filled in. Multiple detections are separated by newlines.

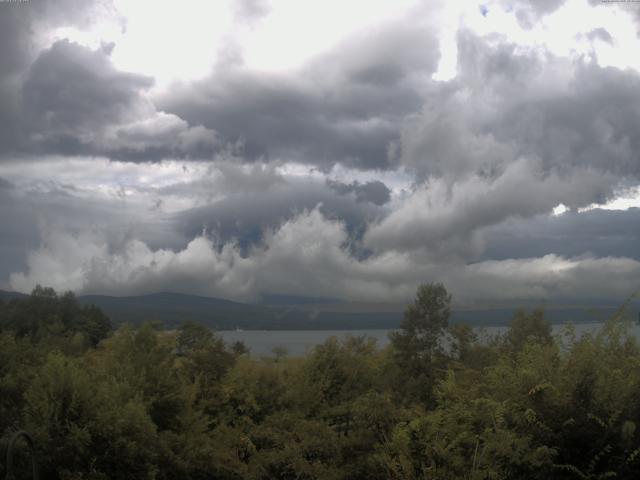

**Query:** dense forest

left=1, top=284, right=640, bottom=479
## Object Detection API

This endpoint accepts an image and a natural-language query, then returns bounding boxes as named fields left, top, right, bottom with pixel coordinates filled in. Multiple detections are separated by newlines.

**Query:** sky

left=0, top=0, right=639, bottom=305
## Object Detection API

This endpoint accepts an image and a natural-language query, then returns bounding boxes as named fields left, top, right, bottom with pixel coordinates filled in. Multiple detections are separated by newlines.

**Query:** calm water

left=219, top=322, right=640, bottom=357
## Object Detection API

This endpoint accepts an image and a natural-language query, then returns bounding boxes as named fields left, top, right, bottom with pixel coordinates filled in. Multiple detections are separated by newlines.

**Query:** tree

left=389, top=282, right=452, bottom=405
left=176, top=320, right=214, bottom=355
left=0, top=286, right=112, bottom=350
left=447, top=323, right=477, bottom=362
left=23, top=352, right=160, bottom=479
left=231, top=340, right=250, bottom=357
left=391, top=283, right=451, bottom=361
left=0, top=298, right=5, bottom=334
left=503, top=308, right=552, bottom=352
left=175, top=321, right=235, bottom=414
left=77, top=304, right=112, bottom=347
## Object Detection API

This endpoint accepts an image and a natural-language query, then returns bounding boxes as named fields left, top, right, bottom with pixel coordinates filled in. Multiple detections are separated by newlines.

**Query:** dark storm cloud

left=172, top=178, right=387, bottom=253
left=327, top=180, right=391, bottom=206
left=11, top=40, right=220, bottom=161
left=0, top=0, right=117, bottom=77
left=483, top=208, right=640, bottom=262
left=18, top=40, right=222, bottom=161
left=23, top=39, right=152, bottom=133
left=0, top=0, right=121, bottom=155
left=156, top=19, right=439, bottom=170
left=0, top=177, right=13, bottom=190
left=0, top=0, right=219, bottom=162
left=0, top=7, right=29, bottom=76
left=158, top=71, right=404, bottom=169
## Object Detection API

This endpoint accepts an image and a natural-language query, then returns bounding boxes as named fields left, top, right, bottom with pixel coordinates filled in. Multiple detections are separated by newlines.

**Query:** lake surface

left=219, top=322, right=640, bottom=356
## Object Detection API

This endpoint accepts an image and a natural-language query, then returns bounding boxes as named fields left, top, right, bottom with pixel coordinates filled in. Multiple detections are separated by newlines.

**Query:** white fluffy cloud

left=9, top=208, right=640, bottom=305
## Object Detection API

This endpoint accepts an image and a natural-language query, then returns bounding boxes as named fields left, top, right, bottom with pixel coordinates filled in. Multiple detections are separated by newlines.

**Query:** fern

left=554, top=463, right=588, bottom=479
left=587, top=444, right=611, bottom=472
left=625, top=446, right=640, bottom=464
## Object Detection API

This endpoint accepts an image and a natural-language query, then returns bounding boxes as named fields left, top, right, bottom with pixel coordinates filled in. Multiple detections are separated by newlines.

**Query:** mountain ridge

left=1, top=290, right=637, bottom=330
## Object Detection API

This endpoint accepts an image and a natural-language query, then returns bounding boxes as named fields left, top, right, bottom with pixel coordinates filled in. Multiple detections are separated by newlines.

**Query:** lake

left=219, top=321, right=640, bottom=356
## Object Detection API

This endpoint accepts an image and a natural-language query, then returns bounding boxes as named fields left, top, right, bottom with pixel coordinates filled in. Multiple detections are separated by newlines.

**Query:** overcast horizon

left=1, top=0, right=639, bottom=306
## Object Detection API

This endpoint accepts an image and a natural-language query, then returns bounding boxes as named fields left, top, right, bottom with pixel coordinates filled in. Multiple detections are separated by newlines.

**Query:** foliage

left=389, top=282, right=452, bottom=406
left=0, top=286, right=112, bottom=349
left=2, top=285, right=640, bottom=479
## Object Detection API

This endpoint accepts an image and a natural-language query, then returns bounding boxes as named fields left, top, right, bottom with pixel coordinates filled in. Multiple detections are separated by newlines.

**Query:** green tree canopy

left=389, top=282, right=452, bottom=405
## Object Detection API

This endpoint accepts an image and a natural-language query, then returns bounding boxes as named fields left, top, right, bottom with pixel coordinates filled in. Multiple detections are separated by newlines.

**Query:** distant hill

left=260, top=294, right=340, bottom=305
left=74, top=292, right=404, bottom=330
left=0, top=290, right=28, bottom=301
left=2, top=289, right=637, bottom=330
left=77, top=292, right=281, bottom=330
